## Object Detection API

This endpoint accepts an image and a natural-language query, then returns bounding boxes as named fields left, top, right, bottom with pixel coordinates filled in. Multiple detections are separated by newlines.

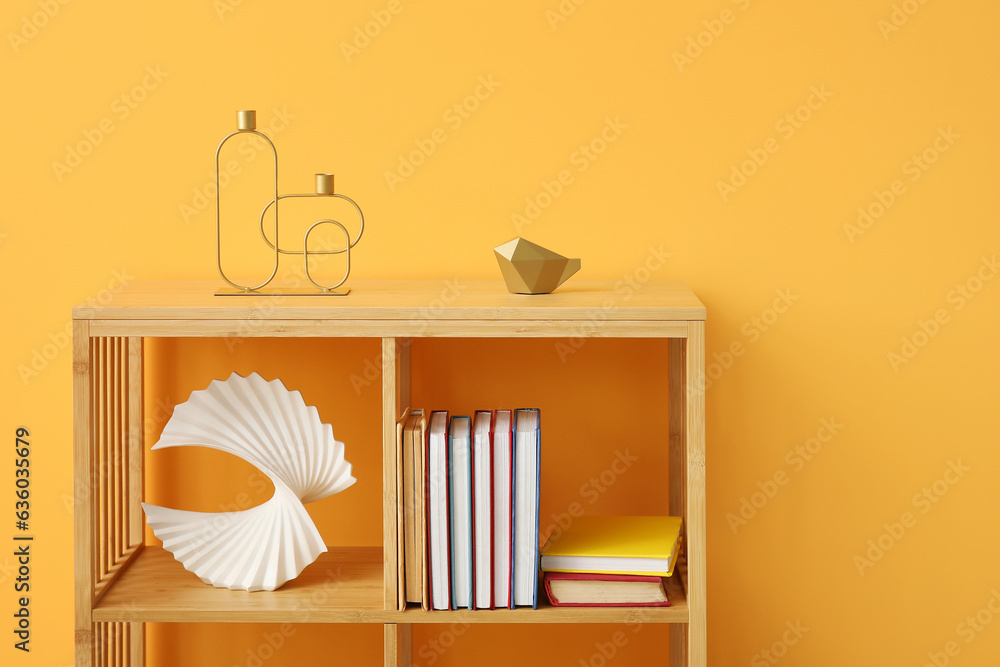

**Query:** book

left=512, top=408, right=541, bottom=609
left=395, top=410, right=408, bottom=611
left=540, top=515, right=683, bottom=577
left=448, top=415, right=473, bottom=610
left=472, top=410, right=494, bottom=609
left=543, top=571, right=670, bottom=607
left=492, top=409, right=514, bottom=609
left=402, top=410, right=427, bottom=609
left=427, top=411, right=451, bottom=610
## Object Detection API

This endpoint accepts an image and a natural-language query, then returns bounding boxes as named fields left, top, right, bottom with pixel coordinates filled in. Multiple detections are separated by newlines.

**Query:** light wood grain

left=73, top=321, right=93, bottom=667
left=685, top=321, right=707, bottom=666
left=93, top=547, right=690, bottom=624
left=127, top=338, right=144, bottom=549
left=668, top=338, right=687, bottom=562
left=395, top=409, right=410, bottom=612
left=88, top=319, right=689, bottom=339
left=384, top=624, right=412, bottom=667
left=382, top=338, right=400, bottom=610
left=72, top=280, right=706, bottom=323
left=128, top=622, right=143, bottom=666
left=76, top=280, right=707, bottom=666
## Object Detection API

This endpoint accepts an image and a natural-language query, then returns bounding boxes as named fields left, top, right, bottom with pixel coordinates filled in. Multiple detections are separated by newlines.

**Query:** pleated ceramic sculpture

left=142, top=372, right=356, bottom=591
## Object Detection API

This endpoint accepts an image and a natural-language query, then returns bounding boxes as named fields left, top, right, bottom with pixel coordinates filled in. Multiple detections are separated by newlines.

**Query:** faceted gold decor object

left=494, top=238, right=581, bottom=294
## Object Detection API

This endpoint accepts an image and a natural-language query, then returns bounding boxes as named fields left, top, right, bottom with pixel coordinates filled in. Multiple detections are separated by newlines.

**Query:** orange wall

left=3, top=1, right=999, bottom=665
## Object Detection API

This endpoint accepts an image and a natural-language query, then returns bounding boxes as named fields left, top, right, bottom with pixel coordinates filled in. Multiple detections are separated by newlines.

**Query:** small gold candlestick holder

left=214, top=110, right=364, bottom=296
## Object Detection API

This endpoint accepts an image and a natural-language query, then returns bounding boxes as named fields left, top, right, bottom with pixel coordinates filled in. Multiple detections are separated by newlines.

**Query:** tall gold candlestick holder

left=214, top=109, right=364, bottom=296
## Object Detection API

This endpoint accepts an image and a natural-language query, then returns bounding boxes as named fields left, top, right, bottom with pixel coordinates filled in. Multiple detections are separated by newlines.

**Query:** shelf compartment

left=94, top=546, right=384, bottom=623
left=94, top=546, right=689, bottom=624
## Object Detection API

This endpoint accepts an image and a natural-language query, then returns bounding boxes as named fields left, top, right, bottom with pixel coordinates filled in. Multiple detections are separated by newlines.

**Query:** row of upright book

left=396, top=408, right=541, bottom=610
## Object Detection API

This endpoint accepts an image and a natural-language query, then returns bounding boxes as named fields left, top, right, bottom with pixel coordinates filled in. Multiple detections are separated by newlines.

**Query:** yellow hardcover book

left=540, top=516, right=683, bottom=577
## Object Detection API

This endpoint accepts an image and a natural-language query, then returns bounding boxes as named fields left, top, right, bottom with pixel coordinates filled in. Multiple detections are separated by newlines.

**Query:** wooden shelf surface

left=93, top=546, right=689, bottom=624
left=72, top=280, right=706, bottom=325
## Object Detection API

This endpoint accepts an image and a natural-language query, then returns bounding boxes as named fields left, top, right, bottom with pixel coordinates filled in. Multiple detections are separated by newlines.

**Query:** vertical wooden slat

left=668, top=335, right=689, bottom=667
left=382, top=338, right=401, bottom=609
left=102, top=337, right=111, bottom=576
left=384, top=624, right=412, bottom=667
left=127, top=337, right=145, bottom=548
left=686, top=320, right=707, bottom=667
left=668, top=338, right=687, bottom=547
left=128, top=622, right=143, bottom=666
left=74, top=321, right=93, bottom=667
left=97, top=623, right=106, bottom=666
left=126, top=337, right=145, bottom=667
left=118, top=339, right=125, bottom=560
left=113, top=338, right=122, bottom=564
left=112, top=622, right=120, bottom=667
left=91, top=338, right=99, bottom=591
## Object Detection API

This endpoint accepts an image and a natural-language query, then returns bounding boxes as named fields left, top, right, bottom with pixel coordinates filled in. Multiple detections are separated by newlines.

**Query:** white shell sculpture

left=142, top=372, right=356, bottom=591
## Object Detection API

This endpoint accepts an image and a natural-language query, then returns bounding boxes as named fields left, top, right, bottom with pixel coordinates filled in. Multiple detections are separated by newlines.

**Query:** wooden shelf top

left=72, top=280, right=705, bottom=323
left=93, top=546, right=689, bottom=624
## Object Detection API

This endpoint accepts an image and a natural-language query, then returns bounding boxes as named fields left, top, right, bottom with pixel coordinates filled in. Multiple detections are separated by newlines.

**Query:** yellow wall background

left=3, top=0, right=999, bottom=665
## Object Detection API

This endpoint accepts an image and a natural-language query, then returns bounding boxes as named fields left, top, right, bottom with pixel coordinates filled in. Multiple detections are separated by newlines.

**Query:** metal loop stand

left=215, top=110, right=363, bottom=296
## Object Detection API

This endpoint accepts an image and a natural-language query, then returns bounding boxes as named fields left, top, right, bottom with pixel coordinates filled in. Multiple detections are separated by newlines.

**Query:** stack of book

left=538, top=515, right=683, bottom=607
left=397, top=408, right=542, bottom=610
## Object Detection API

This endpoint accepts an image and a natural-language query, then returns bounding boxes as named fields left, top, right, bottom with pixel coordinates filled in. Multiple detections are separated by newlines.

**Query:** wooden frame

left=72, top=280, right=706, bottom=667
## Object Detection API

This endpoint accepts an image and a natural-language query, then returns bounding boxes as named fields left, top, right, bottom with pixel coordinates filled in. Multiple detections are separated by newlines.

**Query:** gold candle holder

left=214, top=111, right=364, bottom=296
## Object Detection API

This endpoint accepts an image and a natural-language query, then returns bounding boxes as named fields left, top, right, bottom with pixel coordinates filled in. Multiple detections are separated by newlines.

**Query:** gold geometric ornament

left=493, top=238, right=581, bottom=294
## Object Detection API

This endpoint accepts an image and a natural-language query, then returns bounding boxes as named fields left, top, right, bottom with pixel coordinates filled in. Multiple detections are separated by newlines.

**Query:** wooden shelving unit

left=73, top=279, right=706, bottom=666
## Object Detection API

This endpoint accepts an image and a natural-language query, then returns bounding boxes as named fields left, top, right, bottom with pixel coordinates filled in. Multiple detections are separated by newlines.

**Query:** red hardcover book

left=542, top=572, right=671, bottom=607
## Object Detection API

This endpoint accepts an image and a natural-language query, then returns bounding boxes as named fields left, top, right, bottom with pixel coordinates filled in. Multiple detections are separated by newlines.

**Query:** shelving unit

left=73, top=279, right=706, bottom=666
